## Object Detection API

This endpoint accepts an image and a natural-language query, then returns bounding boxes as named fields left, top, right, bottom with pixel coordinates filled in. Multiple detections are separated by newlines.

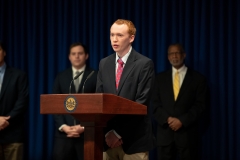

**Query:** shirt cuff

left=105, top=130, right=122, bottom=139
left=59, top=124, right=67, bottom=132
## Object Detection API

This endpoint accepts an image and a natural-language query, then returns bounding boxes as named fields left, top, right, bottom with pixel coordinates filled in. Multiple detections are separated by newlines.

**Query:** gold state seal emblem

left=64, top=96, right=78, bottom=112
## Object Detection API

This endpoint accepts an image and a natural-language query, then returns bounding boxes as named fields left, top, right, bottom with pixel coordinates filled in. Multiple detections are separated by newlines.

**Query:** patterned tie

left=116, top=58, right=124, bottom=89
left=74, top=71, right=80, bottom=93
left=173, top=71, right=180, bottom=100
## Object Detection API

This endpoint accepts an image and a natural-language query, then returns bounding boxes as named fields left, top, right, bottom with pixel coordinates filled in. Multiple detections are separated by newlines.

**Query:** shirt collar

left=172, top=64, right=187, bottom=74
left=72, top=65, right=86, bottom=74
left=115, top=47, right=132, bottom=64
left=0, top=63, right=6, bottom=72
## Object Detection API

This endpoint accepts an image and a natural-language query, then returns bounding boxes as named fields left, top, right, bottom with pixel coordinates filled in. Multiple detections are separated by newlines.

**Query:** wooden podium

left=40, top=93, right=147, bottom=160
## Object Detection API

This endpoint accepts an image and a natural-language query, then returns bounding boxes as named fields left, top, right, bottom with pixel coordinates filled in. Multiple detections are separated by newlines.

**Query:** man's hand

left=0, top=116, right=10, bottom=130
left=168, top=117, right=182, bottom=131
left=105, top=131, right=123, bottom=148
left=62, top=125, right=80, bottom=138
left=72, top=125, right=84, bottom=134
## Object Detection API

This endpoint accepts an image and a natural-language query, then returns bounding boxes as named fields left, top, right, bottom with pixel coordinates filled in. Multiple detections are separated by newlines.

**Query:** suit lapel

left=105, top=54, right=117, bottom=94
left=177, top=69, right=192, bottom=100
left=78, top=67, right=91, bottom=93
left=0, top=67, right=12, bottom=100
left=117, top=50, right=136, bottom=95
left=65, top=68, right=75, bottom=94
left=166, top=70, right=176, bottom=103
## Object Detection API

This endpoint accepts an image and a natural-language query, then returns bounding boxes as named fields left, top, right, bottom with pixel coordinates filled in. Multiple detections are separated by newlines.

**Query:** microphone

left=69, top=71, right=84, bottom=94
left=81, top=71, right=95, bottom=93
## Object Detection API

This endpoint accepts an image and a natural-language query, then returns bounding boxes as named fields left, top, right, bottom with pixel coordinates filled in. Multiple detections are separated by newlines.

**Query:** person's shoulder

left=6, top=66, right=27, bottom=75
left=156, top=69, right=171, bottom=78
left=186, top=68, right=208, bottom=85
left=132, top=49, right=151, bottom=60
left=85, top=66, right=98, bottom=75
left=187, top=68, right=206, bottom=79
left=131, top=49, right=153, bottom=67
left=99, top=53, right=115, bottom=66
left=101, top=53, right=115, bottom=61
left=86, top=66, right=96, bottom=71
left=56, top=68, right=72, bottom=77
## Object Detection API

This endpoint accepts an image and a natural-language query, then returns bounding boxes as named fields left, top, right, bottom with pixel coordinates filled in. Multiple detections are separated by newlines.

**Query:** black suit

left=52, top=67, right=97, bottom=160
left=96, top=48, right=156, bottom=154
left=152, top=68, right=208, bottom=160
left=0, top=66, right=29, bottom=144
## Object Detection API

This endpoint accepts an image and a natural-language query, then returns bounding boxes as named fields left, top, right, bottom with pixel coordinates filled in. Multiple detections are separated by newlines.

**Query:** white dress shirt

left=172, top=65, right=188, bottom=88
left=0, top=63, right=6, bottom=92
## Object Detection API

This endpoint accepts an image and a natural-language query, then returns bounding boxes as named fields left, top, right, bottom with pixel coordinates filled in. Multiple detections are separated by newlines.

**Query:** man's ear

left=85, top=54, right=89, bottom=60
left=130, top=35, right=135, bottom=43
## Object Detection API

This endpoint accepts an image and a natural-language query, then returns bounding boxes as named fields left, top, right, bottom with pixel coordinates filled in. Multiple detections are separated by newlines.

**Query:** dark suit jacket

left=152, top=68, right=208, bottom=147
left=0, top=66, right=29, bottom=144
left=53, top=67, right=97, bottom=138
left=96, top=48, right=156, bottom=154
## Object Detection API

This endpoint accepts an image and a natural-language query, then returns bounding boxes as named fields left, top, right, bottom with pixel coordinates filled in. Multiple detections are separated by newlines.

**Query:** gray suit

left=96, top=48, right=156, bottom=154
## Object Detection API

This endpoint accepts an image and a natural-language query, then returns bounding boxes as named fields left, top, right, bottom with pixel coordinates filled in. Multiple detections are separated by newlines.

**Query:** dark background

left=0, top=0, right=239, bottom=159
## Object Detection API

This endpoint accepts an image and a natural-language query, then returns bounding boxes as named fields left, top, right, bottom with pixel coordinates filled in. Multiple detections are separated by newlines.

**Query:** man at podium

left=52, top=42, right=97, bottom=160
left=96, top=19, right=156, bottom=160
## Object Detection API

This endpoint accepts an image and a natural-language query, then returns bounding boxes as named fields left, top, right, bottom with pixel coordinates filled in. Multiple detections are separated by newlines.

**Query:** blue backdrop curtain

left=0, top=0, right=239, bottom=159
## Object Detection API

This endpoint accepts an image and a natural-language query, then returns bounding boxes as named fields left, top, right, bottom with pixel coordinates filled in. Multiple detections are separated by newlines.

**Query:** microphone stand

left=81, top=71, right=95, bottom=93
left=69, top=71, right=84, bottom=94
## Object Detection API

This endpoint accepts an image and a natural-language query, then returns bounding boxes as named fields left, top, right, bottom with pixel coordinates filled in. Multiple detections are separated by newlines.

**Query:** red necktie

left=116, top=58, right=124, bottom=89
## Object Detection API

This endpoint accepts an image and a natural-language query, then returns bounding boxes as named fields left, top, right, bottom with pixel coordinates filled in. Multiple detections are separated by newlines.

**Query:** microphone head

left=74, top=71, right=84, bottom=80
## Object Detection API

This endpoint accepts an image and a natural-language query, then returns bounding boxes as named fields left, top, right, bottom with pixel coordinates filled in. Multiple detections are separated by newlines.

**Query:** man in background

left=97, top=19, right=156, bottom=160
left=0, top=41, right=29, bottom=160
left=152, top=43, right=208, bottom=160
left=52, top=42, right=97, bottom=160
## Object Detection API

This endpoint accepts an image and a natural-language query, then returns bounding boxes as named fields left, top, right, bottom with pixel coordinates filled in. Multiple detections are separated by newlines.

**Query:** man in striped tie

left=52, top=42, right=97, bottom=160
left=152, top=43, right=208, bottom=160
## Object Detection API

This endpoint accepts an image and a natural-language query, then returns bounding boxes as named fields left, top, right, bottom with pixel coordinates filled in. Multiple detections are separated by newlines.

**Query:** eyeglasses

left=168, top=52, right=182, bottom=56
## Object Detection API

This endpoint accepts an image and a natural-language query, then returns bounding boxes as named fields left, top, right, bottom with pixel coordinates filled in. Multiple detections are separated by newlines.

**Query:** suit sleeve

left=135, top=60, right=155, bottom=106
left=8, top=72, right=29, bottom=119
left=96, top=59, right=104, bottom=93
left=178, top=77, right=208, bottom=128
left=52, top=75, right=65, bottom=128
left=152, top=76, right=170, bottom=126
left=112, top=60, right=155, bottom=137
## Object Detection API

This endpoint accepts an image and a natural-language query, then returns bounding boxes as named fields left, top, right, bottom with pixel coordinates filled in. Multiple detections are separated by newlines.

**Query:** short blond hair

left=112, top=19, right=136, bottom=36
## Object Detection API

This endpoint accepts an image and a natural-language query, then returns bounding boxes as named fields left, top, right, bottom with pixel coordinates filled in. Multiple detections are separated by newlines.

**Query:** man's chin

left=112, top=49, right=118, bottom=52
left=172, top=64, right=183, bottom=69
left=73, top=64, right=84, bottom=69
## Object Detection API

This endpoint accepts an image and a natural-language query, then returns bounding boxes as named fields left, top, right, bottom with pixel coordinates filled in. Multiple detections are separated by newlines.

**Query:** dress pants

left=0, top=143, right=23, bottom=160
left=103, top=146, right=148, bottom=160
left=53, top=137, right=84, bottom=160
left=157, top=142, right=199, bottom=160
